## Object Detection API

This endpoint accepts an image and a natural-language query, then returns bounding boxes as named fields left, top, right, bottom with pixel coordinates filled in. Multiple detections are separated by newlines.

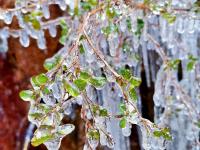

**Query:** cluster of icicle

left=0, top=0, right=200, bottom=150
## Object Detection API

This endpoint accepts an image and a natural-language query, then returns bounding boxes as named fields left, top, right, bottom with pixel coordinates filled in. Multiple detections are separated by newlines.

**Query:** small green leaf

left=31, top=134, right=54, bottom=146
left=129, top=88, right=137, bottom=102
left=80, top=71, right=91, bottom=80
left=167, top=59, right=180, bottom=70
left=63, top=80, right=79, bottom=97
left=32, top=19, right=41, bottom=30
left=119, top=68, right=132, bottom=80
left=162, top=12, right=176, bottom=24
left=89, top=77, right=107, bottom=88
left=153, top=128, right=172, bottom=140
left=88, top=129, right=100, bottom=140
left=43, top=87, right=51, bottom=94
left=99, top=109, right=108, bottom=117
left=129, top=77, right=141, bottom=88
left=195, top=120, right=200, bottom=128
left=119, top=103, right=126, bottom=115
left=31, top=11, right=43, bottom=17
left=74, top=79, right=87, bottom=91
left=106, top=7, right=116, bottom=19
left=91, top=105, right=100, bottom=115
left=59, top=19, right=68, bottom=45
left=126, top=18, right=132, bottom=31
left=187, top=61, right=195, bottom=71
left=88, top=0, right=98, bottom=6
left=33, top=73, right=48, bottom=86
left=102, top=24, right=118, bottom=36
left=43, top=56, right=61, bottom=71
left=135, top=18, right=144, bottom=37
left=79, top=43, right=85, bottom=54
left=59, top=35, right=67, bottom=45
left=29, top=113, right=43, bottom=120
left=119, top=118, right=126, bottom=128
left=153, top=130, right=162, bottom=137
left=23, top=15, right=31, bottom=23
left=19, top=90, right=34, bottom=101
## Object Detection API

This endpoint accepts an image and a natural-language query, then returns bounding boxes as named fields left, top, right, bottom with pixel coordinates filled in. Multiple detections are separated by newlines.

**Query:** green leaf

left=32, top=19, right=41, bottom=30
left=119, top=68, right=132, bottom=80
left=153, top=130, right=162, bottom=137
left=19, top=90, right=35, bottom=101
left=31, top=125, right=55, bottom=146
left=31, top=134, right=54, bottom=146
left=57, top=124, right=75, bottom=135
left=31, top=73, right=48, bottom=87
left=106, top=7, right=116, bottom=19
left=31, top=11, right=43, bottom=17
left=23, top=15, right=31, bottom=23
left=119, top=103, right=126, bottom=115
left=59, top=35, right=67, bottom=45
left=43, top=87, right=51, bottom=94
left=88, top=0, right=98, bottom=6
left=89, top=77, right=107, bottom=88
left=167, top=59, right=180, bottom=70
left=91, top=105, right=100, bottom=115
left=99, top=109, right=108, bottom=117
left=187, top=61, right=195, bottom=71
left=81, top=2, right=92, bottom=11
left=135, top=18, right=144, bottom=37
left=74, top=79, right=87, bottom=91
left=195, top=120, right=200, bottom=128
left=129, top=77, right=141, bottom=88
left=29, top=113, right=43, bottom=120
left=79, top=43, right=85, bottom=54
left=80, top=71, right=91, bottom=80
left=162, top=12, right=176, bottom=24
left=119, top=118, right=126, bottom=128
left=126, top=18, right=132, bottom=31
left=129, top=88, right=137, bottom=102
left=102, top=24, right=118, bottom=36
left=88, top=129, right=100, bottom=140
left=59, top=19, right=68, bottom=45
left=122, top=42, right=131, bottom=52
left=43, top=56, right=61, bottom=71
left=153, top=128, right=172, bottom=140
left=63, top=80, right=79, bottom=97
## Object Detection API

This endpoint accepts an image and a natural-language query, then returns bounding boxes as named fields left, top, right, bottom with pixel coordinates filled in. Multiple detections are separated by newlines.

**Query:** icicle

left=44, top=138, right=61, bottom=150
left=42, top=4, right=50, bottom=19
left=19, top=30, right=30, bottom=47
left=0, top=28, right=9, bottom=53
left=57, top=0, right=67, bottom=11
left=48, top=25, right=57, bottom=38
left=4, top=11, right=13, bottom=24
left=141, top=40, right=151, bottom=87
left=122, top=123, right=132, bottom=137
left=176, top=17, right=185, bottom=34
left=36, top=31, right=47, bottom=50
left=108, top=36, right=119, bottom=57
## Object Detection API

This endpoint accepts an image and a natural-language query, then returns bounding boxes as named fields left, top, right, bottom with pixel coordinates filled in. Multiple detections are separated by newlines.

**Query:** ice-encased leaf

left=57, top=124, right=75, bottom=135
left=31, top=125, right=55, bottom=147
left=43, top=56, right=61, bottom=71
left=31, top=73, right=48, bottom=87
left=119, top=118, right=127, bottom=128
left=63, top=80, right=79, bottom=97
left=129, top=88, right=137, bottom=102
left=19, top=30, right=30, bottom=47
left=74, top=78, right=87, bottom=91
left=19, top=90, right=35, bottom=101
left=89, top=77, right=107, bottom=89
